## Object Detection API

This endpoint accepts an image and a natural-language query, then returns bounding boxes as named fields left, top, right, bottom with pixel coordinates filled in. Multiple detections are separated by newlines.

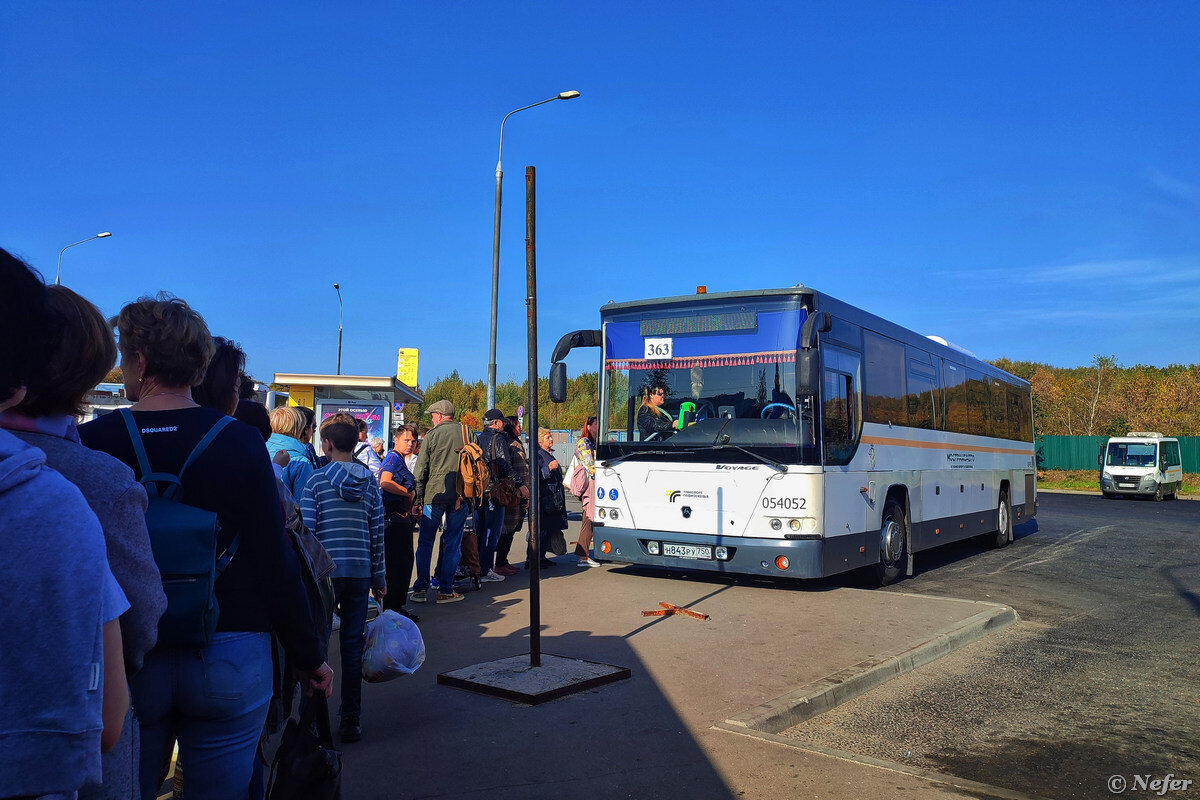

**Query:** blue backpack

left=120, top=409, right=240, bottom=649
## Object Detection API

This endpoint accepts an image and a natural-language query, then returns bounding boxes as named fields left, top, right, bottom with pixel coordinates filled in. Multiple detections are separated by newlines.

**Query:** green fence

left=1036, top=436, right=1200, bottom=472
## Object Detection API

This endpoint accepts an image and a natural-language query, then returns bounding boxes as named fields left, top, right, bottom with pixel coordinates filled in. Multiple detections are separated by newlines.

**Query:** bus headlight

left=770, top=518, right=782, bottom=531
left=598, top=508, right=607, bottom=519
left=715, top=546, right=729, bottom=560
left=647, top=541, right=661, bottom=555
left=609, top=509, right=619, bottom=520
left=788, top=519, right=801, bottom=531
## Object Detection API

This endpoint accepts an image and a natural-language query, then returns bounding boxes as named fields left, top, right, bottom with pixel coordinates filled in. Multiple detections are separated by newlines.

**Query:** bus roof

left=601, top=286, right=813, bottom=312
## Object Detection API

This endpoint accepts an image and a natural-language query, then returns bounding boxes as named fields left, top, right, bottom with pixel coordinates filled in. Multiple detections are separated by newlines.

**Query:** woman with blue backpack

left=80, top=294, right=332, bottom=800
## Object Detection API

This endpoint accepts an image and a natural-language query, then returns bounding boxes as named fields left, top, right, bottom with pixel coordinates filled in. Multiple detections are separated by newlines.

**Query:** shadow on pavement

left=328, top=598, right=738, bottom=799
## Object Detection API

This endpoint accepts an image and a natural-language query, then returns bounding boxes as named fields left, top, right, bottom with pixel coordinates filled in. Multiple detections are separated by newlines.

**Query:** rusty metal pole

left=525, top=165, right=541, bottom=667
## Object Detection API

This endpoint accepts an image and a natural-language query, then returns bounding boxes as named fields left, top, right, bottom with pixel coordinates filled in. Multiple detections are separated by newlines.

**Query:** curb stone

left=1037, top=487, right=1197, bottom=500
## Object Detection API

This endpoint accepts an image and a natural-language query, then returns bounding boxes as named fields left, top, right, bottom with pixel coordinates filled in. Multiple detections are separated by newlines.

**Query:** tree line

left=414, top=370, right=598, bottom=433
left=110, top=357, right=1200, bottom=439
left=420, top=358, right=1200, bottom=439
left=991, top=357, right=1200, bottom=437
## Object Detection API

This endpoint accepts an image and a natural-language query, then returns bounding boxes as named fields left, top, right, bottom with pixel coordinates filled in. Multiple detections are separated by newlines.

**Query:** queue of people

left=0, top=245, right=602, bottom=799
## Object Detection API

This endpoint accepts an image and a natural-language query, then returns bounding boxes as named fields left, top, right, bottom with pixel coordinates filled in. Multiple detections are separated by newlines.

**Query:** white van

left=1100, top=432, right=1184, bottom=500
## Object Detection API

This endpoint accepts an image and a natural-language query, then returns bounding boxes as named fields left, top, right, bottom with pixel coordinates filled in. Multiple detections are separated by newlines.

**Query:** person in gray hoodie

left=0, top=248, right=129, bottom=798
left=300, top=419, right=386, bottom=743
left=3, top=284, right=167, bottom=800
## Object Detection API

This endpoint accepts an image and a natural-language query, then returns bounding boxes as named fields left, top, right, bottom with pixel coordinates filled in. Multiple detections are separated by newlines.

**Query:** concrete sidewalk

left=326, top=520, right=1018, bottom=799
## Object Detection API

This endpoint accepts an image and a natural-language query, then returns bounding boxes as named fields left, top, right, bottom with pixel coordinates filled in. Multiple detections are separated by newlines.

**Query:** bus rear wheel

left=989, top=490, right=1012, bottom=549
left=876, top=500, right=908, bottom=586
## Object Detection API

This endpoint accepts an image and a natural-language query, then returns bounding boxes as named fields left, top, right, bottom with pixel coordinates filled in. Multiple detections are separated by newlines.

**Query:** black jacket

left=477, top=427, right=514, bottom=482
left=537, top=447, right=567, bottom=532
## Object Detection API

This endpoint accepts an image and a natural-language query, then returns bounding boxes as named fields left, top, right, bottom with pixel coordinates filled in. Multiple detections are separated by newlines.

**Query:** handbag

left=562, top=453, right=579, bottom=489
left=569, top=460, right=589, bottom=500
left=266, top=692, right=341, bottom=799
left=485, top=433, right=521, bottom=508
left=491, top=477, right=520, bottom=509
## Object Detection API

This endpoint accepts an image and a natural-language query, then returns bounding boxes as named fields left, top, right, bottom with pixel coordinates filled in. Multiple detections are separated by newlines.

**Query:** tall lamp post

left=55, top=231, right=112, bottom=285
left=334, top=283, right=344, bottom=375
left=487, top=90, right=580, bottom=411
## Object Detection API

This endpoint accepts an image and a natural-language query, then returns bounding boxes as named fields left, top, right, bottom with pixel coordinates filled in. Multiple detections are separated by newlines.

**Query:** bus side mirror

left=797, top=311, right=832, bottom=396
left=798, top=351, right=819, bottom=396
left=549, top=362, right=567, bottom=403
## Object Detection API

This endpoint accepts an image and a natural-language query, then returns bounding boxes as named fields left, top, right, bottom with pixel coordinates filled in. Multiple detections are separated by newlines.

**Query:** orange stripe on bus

left=860, top=436, right=1034, bottom=456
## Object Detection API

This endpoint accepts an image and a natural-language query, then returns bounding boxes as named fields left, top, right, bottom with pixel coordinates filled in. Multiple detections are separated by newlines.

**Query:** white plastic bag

left=563, top=453, right=579, bottom=489
left=361, top=610, right=425, bottom=683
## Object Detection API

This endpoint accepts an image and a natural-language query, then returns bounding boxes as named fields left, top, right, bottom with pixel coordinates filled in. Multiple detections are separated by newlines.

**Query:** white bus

left=548, top=286, right=1036, bottom=584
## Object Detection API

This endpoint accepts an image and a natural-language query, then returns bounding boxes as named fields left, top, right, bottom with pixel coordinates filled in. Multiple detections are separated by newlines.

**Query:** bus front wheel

left=877, top=500, right=908, bottom=586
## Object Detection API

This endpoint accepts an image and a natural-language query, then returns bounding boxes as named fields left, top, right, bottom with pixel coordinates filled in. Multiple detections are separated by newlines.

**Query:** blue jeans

left=474, top=497, right=506, bottom=574
left=414, top=502, right=468, bottom=593
left=331, top=577, right=371, bottom=720
left=132, top=632, right=272, bottom=800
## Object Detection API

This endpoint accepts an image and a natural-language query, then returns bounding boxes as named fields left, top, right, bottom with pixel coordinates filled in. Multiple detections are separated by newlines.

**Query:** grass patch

left=1038, top=469, right=1198, bottom=496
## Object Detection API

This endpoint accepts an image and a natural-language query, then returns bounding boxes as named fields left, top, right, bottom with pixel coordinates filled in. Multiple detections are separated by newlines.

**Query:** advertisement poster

left=287, top=385, right=314, bottom=409
left=317, top=402, right=388, bottom=444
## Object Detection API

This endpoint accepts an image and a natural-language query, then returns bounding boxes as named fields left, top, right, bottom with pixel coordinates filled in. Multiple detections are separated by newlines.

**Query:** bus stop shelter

left=272, top=372, right=424, bottom=451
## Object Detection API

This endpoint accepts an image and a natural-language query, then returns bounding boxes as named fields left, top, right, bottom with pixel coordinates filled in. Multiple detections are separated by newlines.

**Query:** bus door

left=820, top=344, right=867, bottom=549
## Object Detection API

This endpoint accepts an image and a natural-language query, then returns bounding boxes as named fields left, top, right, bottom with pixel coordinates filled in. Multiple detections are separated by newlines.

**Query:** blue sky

left=3, top=1, right=1197, bottom=388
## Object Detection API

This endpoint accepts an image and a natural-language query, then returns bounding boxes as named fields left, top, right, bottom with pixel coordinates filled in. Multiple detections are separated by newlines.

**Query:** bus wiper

left=713, top=444, right=789, bottom=473
left=601, top=447, right=702, bottom=468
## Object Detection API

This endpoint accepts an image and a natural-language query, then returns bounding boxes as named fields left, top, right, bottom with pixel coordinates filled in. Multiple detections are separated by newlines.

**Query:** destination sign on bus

left=640, top=311, right=757, bottom=337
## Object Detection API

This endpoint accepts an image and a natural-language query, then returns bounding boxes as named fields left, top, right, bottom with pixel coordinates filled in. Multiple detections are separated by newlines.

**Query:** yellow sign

left=396, top=348, right=419, bottom=387
left=287, top=385, right=314, bottom=408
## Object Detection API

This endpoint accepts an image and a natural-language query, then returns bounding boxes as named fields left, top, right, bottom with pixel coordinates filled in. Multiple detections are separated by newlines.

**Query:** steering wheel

left=760, top=402, right=798, bottom=419
left=690, top=400, right=716, bottom=421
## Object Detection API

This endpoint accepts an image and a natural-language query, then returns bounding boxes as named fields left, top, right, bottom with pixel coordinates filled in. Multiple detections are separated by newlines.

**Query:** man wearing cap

left=474, top=409, right=517, bottom=584
left=410, top=399, right=470, bottom=604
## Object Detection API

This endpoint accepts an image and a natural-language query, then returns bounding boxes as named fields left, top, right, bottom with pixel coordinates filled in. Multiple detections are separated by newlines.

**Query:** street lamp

left=334, top=283, right=343, bottom=375
left=487, top=90, right=581, bottom=410
left=55, top=231, right=112, bottom=285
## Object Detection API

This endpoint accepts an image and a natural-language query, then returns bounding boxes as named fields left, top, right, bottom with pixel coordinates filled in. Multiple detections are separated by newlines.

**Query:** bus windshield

left=599, top=299, right=818, bottom=464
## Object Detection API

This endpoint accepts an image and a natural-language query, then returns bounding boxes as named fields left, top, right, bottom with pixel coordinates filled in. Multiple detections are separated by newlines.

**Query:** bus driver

left=637, top=384, right=675, bottom=440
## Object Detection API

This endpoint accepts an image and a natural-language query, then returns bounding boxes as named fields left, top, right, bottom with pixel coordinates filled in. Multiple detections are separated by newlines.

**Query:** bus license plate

left=663, top=543, right=712, bottom=559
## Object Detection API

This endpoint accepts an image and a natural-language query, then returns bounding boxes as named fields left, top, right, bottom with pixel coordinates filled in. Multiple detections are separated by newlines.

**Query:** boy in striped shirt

left=301, top=420, right=386, bottom=743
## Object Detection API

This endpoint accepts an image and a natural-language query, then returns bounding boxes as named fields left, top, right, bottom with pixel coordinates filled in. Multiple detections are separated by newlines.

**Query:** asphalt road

left=781, top=491, right=1200, bottom=800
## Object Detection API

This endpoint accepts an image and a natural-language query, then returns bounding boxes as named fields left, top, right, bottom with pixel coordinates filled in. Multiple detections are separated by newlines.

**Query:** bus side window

left=1006, top=386, right=1023, bottom=441
left=905, top=360, right=937, bottom=430
left=943, top=363, right=967, bottom=433
left=989, top=378, right=1006, bottom=438
left=864, top=332, right=906, bottom=427
left=966, top=370, right=987, bottom=435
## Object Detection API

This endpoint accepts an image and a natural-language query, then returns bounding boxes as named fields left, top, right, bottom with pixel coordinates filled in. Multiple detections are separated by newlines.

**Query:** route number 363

left=644, top=338, right=673, bottom=360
